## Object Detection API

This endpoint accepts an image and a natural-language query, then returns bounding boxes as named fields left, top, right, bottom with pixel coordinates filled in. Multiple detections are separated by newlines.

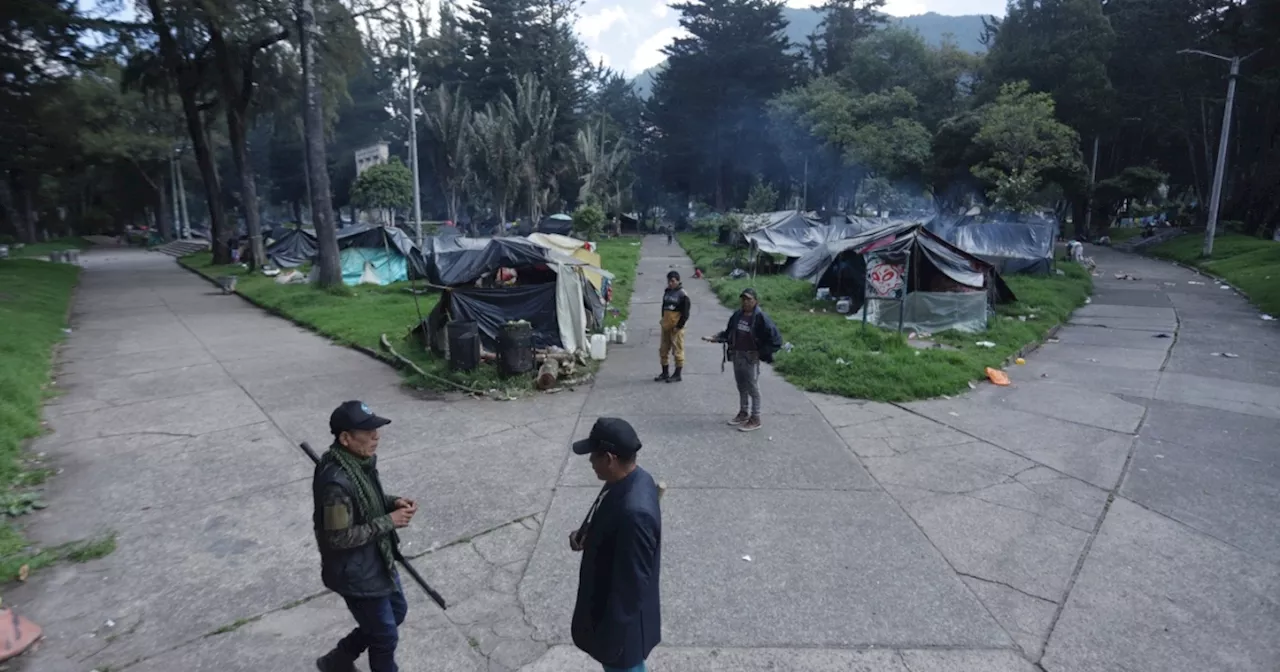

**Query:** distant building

left=354, top=142, right=389, bottom=176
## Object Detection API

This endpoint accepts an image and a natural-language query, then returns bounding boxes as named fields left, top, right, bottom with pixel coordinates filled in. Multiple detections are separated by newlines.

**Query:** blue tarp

left=340, top=247, right=408, bottom=286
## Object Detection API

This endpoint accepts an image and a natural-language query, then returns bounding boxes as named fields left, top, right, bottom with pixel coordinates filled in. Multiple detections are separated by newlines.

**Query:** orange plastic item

left=0, top=608, right=43, bottom=662
left=985, top=367, right=1011, bottom=386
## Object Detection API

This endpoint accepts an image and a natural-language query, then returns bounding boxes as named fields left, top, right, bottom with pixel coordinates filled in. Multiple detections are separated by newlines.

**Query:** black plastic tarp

left=332, top=224, right=429, bottom=278
left=436, top=284, right=563, bottom=350
left=420, top=236, right=555, bottom=286
left=788, top=221, right=1015, bottom=306
left=266, top=228, right=317, bottom=268
left=926, top=215, right=1058, bottom=275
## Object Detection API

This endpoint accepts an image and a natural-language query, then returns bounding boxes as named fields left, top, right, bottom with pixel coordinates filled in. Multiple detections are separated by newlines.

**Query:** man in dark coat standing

left=313, top=401, right=417, bottom=672
left=568, top=417, right=662, bottom=672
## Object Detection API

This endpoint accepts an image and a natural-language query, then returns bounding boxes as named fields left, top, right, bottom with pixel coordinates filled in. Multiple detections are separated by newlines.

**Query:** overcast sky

left=77, top=0, right=1007, bottom=79
left=580, top=0, right=1008, bottom=76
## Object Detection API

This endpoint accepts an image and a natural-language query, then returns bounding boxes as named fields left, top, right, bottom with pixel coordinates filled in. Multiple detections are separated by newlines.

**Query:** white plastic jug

left=617, top=324, right=627, bottom=344
left=589, top=333, right=608, bottom=360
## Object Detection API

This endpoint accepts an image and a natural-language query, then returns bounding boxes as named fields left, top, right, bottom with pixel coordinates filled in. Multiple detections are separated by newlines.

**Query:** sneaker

left=727, top=411, right=749, bottom=426
left=739, top=416, right=762, bottom=432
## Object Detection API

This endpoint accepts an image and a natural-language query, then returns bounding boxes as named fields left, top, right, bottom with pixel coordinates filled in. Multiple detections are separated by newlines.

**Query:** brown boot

left=727, top=411, right=749, bottom=426
left=739, top=416, right=761, bottom=432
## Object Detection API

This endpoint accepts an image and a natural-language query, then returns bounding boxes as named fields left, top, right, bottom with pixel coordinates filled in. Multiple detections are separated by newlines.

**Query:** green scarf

left=329, top=443, right=396, bottom=573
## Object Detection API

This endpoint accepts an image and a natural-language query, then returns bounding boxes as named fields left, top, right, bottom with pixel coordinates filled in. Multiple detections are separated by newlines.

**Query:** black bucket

left=446, top=320, right=480, bottom=372
left=498, top=321, right=535, bottom=377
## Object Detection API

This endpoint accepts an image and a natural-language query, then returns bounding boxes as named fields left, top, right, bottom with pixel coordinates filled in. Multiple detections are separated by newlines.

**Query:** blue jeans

left=604, top=664, right=646, bottom=672
left=335, top=576, right=408, bottom=672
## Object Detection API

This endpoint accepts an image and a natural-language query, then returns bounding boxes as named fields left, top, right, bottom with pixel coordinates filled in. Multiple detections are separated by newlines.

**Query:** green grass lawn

left=679, top=233, right=1093, bottom=401
left=1105, top=227, right=1144, bottom=244
left=0, top=259, right=117, bottom=581
left=5, top=237, right=92, bottom=259
left=595, top=237, right=642, bottom=325
left=1147, top=233, right=1279, bottom=317
left=180, top=236, right=642, bottom=393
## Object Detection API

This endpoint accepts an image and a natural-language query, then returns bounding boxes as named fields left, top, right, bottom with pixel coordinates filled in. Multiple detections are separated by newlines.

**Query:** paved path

left=10, top=238, right=1279, bottom=671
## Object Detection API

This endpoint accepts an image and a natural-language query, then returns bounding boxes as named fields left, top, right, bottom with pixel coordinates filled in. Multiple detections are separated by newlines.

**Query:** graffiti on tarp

left=866, top=255, right=905, bottom=298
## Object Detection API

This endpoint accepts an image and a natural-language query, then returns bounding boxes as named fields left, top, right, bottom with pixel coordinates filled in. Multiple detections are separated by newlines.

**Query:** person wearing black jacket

left=569, top=417, right=662, bottom=672
left=655, top=271, right=691, bottom=383
left=706, top=288, right=783, bottom=432
left=313, top=401, right=417, bottom=672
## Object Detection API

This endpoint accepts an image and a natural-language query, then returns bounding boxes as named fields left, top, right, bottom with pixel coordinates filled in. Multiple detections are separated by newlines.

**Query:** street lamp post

left=1178, top=48, right=1261, bottom=257
left=406, top=19, right=423, bottom=246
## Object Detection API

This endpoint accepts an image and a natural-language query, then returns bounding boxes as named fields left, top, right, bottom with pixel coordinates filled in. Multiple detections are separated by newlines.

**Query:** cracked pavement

left=8, top=238, right=1279, bottom=671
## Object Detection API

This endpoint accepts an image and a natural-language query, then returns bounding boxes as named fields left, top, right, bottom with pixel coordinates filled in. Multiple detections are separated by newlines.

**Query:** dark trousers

left=335, top=576, right=407, bottom=672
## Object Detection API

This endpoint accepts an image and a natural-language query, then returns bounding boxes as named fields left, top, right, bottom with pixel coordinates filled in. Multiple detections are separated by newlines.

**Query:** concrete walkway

left=10, top=238, right=1279, bottom=671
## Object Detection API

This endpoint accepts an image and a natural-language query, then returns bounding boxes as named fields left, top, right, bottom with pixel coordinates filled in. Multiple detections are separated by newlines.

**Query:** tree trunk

left=224, top=106, right=265, bottom=269
left=146, top=0, right=230, bottom=262
left=156, top=168, right=174, bottom=242
left=297, top=0, right=341, bottom=286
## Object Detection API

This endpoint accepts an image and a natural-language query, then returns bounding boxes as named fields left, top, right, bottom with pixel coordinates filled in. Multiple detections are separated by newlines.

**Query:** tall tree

left=422, top=85, right=474, bottom=224
left=806, top=0, right=887, bottom=76
left=649, top=0, right=802, bottom=210
left=971, top=81, right=1085, bottom=213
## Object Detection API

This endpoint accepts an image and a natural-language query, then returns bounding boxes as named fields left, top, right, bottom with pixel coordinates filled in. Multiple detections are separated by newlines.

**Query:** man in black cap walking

left=656, top=270, right=691, bottom=383
left=314, top=401, right=417, bottom=672
left=706, top=287, right=782, bottom=432
left=568, top=418, right=662, bottom=672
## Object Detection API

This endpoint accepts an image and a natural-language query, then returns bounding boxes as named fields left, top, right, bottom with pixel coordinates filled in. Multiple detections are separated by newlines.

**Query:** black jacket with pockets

left=312, top=452, right=400, bottom=598
left=572, top=467, right=662, bottom=669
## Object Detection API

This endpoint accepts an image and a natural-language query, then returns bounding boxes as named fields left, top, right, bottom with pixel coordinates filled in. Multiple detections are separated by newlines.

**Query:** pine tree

left=648, top=0, right=801, bottom=210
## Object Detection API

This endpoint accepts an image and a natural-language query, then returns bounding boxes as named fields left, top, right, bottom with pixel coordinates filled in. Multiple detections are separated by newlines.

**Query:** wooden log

left=536, top=358, right=561, bottom=390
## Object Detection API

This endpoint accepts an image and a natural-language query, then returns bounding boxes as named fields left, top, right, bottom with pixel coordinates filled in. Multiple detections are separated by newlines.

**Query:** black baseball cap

left=740, top=287, right=758, bottom=299
left=330, top=400, right=392, bottom=435
left=572, top=417, right=642, bottom=457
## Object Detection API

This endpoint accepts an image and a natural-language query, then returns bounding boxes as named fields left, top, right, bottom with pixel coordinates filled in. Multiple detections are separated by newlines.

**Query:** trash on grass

left=741, top=555, right=752, bottom=562
left=1261, top=314, right=1275, bottom=321
left=975, top=341, right=996, bottom=348
left=1211, top=352, right=1239, bottom=358
left=1015, top=358, right=1026, bottom=365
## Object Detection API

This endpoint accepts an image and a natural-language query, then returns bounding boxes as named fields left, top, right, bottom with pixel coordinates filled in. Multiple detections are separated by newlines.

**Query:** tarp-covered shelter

left=426, top=269, right=589, bottom=353
left=927, top=214, right=1058, bottom=275
left=525, top=233, right=612, bottom=291
left=421, top=236, right=553, bottom=287
left=419, top=235, right=611, bottom=355
left=789, top=222, right=1015, bottom=334
left=265, top=228, right=317, bottom=268
left=324, top=224, right=428, bottom=286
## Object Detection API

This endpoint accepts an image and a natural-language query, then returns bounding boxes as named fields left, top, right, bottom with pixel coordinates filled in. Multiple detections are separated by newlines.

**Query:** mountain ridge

left=629, top=10, right=988, bottom=98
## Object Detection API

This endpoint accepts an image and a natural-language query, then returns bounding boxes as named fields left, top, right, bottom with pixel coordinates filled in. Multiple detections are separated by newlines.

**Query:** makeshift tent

left=789, top=222, right=1015, bottom=334
left=265, top=228, right=317, bottom=268
left=525, top=232, right=614, bottom=291
left=423, top=261, right=594, bottom=354
left=420, top=236, right=552, bottom=286
left=927, top=215, right=1058, bottom=275
left=538, top=214, right=574, bottom=236
left=315, top=224, right=427, bottom=286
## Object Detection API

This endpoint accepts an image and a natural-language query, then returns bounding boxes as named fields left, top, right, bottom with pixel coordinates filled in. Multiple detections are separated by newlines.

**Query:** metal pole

left=1203, top=56, right=1239, bottom=257
left=406, top=20, right=423, bottom=246
left=170, top=152, right=181, bottom=239
left=176, top=148, right=191, bottom=239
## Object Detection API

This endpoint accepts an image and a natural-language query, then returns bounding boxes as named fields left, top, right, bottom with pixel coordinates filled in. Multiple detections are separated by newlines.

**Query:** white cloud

left=882, top=0, right=930, bottom=15
left=578, top=6, right=628, bottom=40
left=587, top=49, right=612, bottom=67
left=629, top=26, right=687, bottom=74
left=652, top=1, right=669, bottom=17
